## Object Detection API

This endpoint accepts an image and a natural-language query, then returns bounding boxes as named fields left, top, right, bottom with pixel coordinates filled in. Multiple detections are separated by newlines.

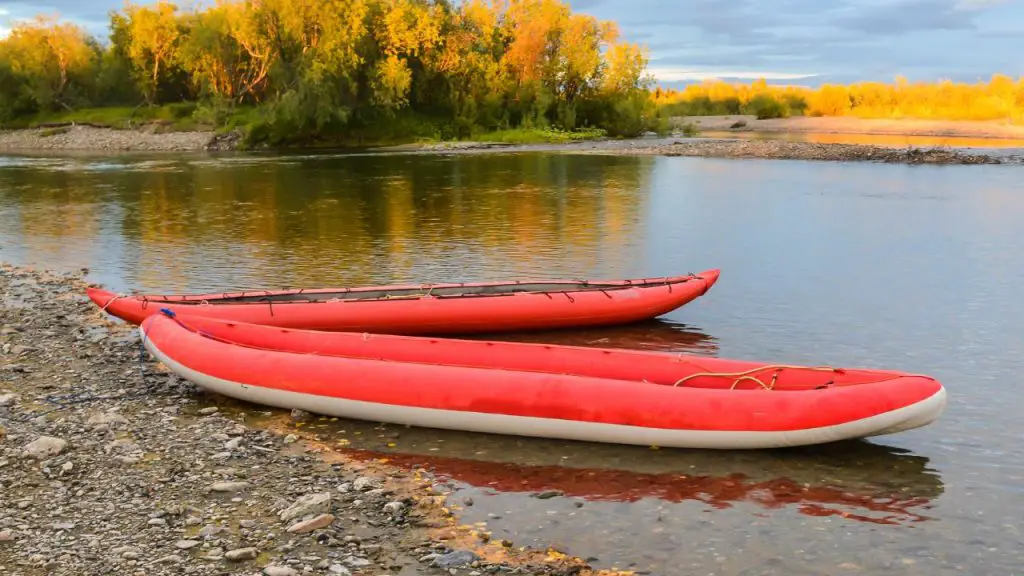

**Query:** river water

left=2, top=149, right=1023, bottom=575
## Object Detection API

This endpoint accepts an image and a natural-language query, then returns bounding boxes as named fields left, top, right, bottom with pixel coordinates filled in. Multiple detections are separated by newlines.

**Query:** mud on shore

left=0, top=264, right=620, bottom=576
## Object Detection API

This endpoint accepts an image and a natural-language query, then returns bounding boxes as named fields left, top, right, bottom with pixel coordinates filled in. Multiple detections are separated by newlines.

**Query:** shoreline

left=0, top=263, right=622, bottom=576
left=1, top=119, right=1023, bottom=165
left=674, top=114, right=1024, bottom=139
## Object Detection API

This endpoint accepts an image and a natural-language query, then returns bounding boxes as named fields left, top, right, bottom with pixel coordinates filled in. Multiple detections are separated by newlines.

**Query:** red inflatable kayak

left=89, top=271, right=719, bottom=335
left=139, top=312, right=946, bottom=449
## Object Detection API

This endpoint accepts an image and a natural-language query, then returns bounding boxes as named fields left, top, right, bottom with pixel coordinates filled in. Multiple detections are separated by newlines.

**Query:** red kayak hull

left=89, top=270, right=719, bottom=335
left=139, top=314, right=946, bottom=449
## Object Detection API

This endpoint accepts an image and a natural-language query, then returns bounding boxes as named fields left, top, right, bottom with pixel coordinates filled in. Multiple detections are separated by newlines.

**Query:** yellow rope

left=671, top=364, right=840, bottom=390
left=100, top=293, right=128, bottom=312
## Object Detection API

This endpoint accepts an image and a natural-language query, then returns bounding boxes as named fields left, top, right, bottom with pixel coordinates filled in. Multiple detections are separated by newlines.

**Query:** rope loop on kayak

left=100, top=293, right=129, bottom=312
left=672, top=365, right=842, bottom=391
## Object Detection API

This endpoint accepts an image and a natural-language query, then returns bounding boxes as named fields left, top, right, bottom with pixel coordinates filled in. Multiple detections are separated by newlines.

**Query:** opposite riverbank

left=1, top=119, right=1022, bottom=165
left=0, top=264, right=620, bottom=576
left=674, top=115, right=1024, bottom=139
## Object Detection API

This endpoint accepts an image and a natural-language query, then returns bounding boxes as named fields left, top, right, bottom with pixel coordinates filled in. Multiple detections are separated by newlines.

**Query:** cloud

left=956, top=0, right=1008, bottom=8
left=567, top=0, right=605, bottom=10
left=832, top=0, right=994, bottom=35
left=648, top=67, right=818, bottom=82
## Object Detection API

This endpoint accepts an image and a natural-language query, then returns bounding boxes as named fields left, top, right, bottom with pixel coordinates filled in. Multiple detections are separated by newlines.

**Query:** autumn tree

left=1, top=16, right=100, bottom=112
left=118, top=0, right=184, bottom=104
left=0, top=0, right=666, bottom=139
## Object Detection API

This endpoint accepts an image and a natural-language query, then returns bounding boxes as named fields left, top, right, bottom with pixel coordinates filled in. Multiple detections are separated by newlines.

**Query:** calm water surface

left=2, top=150, right=1023, bottom=575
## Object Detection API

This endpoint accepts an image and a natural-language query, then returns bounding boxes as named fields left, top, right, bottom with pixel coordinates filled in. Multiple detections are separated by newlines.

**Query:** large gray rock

left=21, top=436, right=67, bottom=459
left=279, top=492, right=331, bottom=522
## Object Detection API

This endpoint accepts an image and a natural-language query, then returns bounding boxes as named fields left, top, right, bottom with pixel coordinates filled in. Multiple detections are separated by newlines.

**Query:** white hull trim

left=143, top=331, right=948, bottom=450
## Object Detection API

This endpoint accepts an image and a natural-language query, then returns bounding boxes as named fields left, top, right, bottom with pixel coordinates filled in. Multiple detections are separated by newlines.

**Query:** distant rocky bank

left=0, top=123, right=1020, bottom=165
left=0, top=125, right=241, bottom=153
left=400, top=137, right=1020, bottom=165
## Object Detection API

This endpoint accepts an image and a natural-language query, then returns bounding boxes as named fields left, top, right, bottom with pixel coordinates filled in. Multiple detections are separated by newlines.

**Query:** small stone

left=52, top=522, right=75, bottom=530
left=224, top=547, right=258, bottom=561
left=290, top=409, right=311, bottom=422
left=199, top=525, right=227, bottom=539
left=533, top=490, right=562, bottom=500
left=382, top=502, right=405, bottom=515
left=0, top=530, right=13, bottom=541
left=21, top=436, right=67, bottom=459
left=351, top=477, right=380, bottom=492
left=287, top=514, right=334, bottom=534
left=225, top=437, right=242, bottom=450
left=86, top=411, right=129, bottom=429
left=147, top=518, right=167, bottom=526
left=239, top=519, right=257, bottom=528
left=283, top=434, right=299, bottom=444
left=345, top=557, right=371, bottom=568
left=0, top=393, right=17, bottom=407
left=10, top=345, right=33, bottom=357
left=279, top=492, right=331, bottom=522
left=431, top=550, right=480, bottom=569
left=264, top=566, right=299, bottom=576
left=210, top=481, right=249, bottom=492
left=327, top=565, right=351, bottom=575
left=60, top=461, right=73, bottom=473
left=175, top=540, right=201, bottom=550
left=198, top=407, right=219, bottom=415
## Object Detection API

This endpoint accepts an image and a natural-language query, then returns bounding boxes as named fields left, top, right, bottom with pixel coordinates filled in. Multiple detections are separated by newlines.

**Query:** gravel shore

left=0, top=126, right=239, bottom=152
left=384, top=136, right=1020, bottom=165
left=1, top=124, right=1020, bottom=164
left=0, top=264, right=611, bottom=576
left=607, top=138, right=1015, bottom=164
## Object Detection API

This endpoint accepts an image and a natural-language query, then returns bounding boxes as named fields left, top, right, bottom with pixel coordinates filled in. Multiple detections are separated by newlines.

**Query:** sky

left=1, top=0, right=1022, bottom=87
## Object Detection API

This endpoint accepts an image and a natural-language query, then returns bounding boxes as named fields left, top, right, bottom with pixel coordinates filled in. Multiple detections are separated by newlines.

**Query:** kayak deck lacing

left=671, top=365, right=842, bottom=390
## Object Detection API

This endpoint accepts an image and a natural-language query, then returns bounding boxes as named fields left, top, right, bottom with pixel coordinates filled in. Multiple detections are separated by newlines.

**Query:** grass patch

left=2, top=103, right=243, bottom=132
left=474, top=127, right=606, bottom=144
left=677, top=122, right=700, bottom=137
left=38, top=126, right=71, bottom=137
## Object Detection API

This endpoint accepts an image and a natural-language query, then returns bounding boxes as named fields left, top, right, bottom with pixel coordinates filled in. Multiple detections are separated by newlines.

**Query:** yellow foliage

left=655, top=74, right=1024, bottom=123
left=2, top=15, right=98, bottom=105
